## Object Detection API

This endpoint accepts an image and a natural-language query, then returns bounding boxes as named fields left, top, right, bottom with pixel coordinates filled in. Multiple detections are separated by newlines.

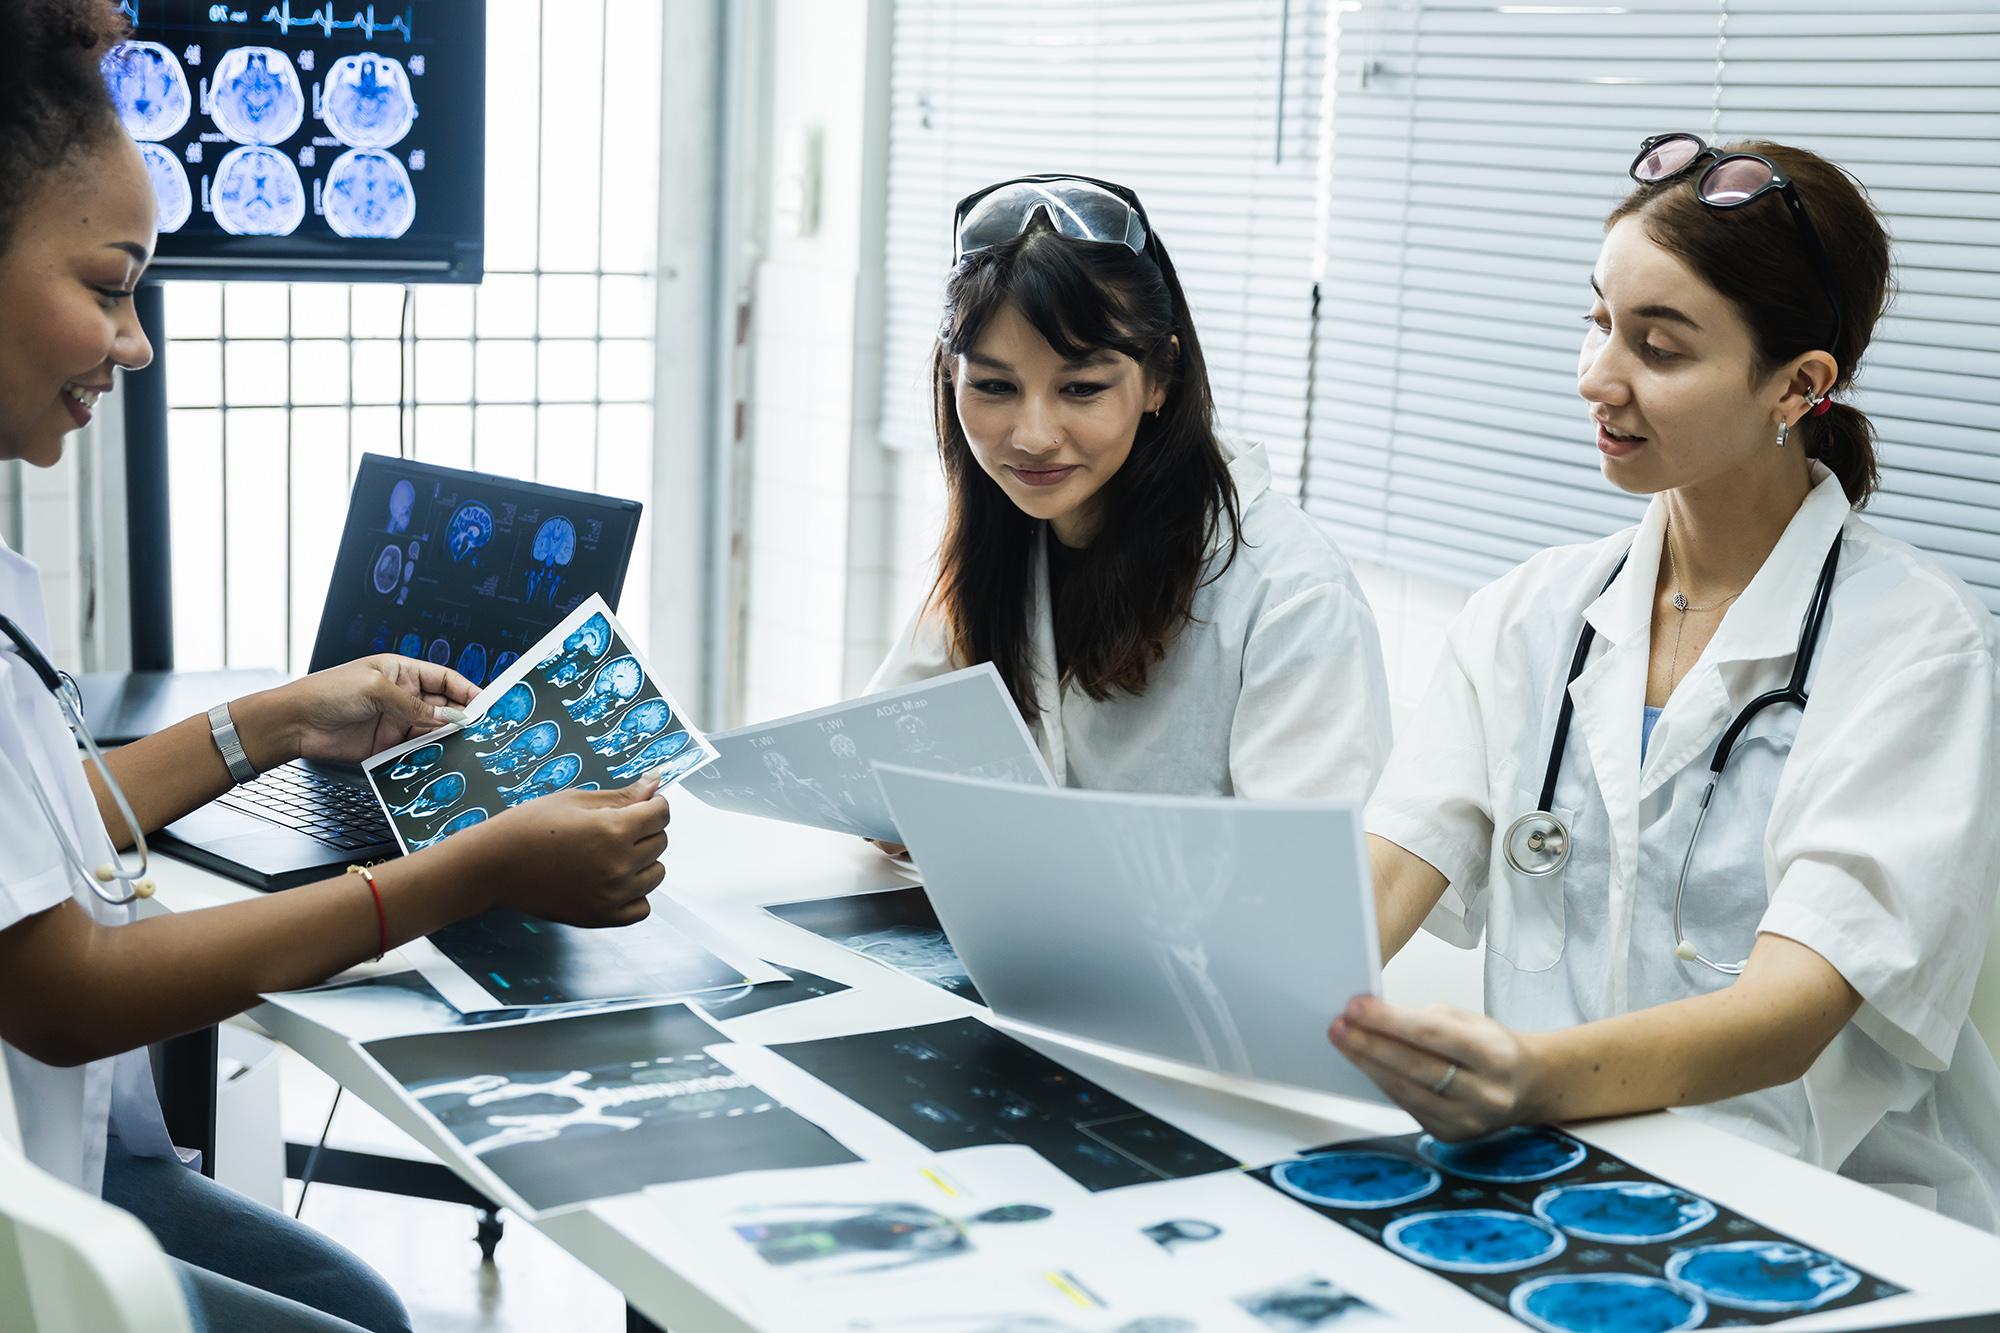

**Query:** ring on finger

left=1431, top=1062, right=1459, bottom=1098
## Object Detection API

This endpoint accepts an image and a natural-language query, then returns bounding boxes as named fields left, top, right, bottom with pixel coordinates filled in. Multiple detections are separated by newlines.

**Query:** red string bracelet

left=346, top=864, right=388, bottom=961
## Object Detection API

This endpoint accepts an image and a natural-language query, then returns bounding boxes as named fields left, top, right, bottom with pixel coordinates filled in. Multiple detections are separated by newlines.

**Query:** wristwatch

left=207, top=702, right=258, bottom=784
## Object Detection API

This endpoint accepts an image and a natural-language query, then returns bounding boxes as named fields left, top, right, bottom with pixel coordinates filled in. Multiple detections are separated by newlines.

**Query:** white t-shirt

left=871, top=443, right=1393, bottom=802
left=1367, top=465, right=2000, bottom=1229
left=0, top=535, right=176, bottom=1195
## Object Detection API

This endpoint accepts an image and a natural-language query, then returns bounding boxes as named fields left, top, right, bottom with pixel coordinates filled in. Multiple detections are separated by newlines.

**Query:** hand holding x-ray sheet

left=875, top=766, right=1388, bottom=1105
left=682, top=664, right=1053, bottom=841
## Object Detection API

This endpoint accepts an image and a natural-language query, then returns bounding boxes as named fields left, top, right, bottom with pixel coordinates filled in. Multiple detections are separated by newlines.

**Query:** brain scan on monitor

left=138, top=142, right=192, bottom=233
left=104, top=42, right=191, bottom=142
left=524, top=515, right=576, bottom=605
left=211, top=145, right=306, bottom=236
left=324, top=148, right=416, bottom=239
left=208, top=46, right=306, bottom=145
left=387, top=478, right=416, bottom=533
left=322, top=53, right=417, bottom=148
left=445, top=501, right=493, bottom=562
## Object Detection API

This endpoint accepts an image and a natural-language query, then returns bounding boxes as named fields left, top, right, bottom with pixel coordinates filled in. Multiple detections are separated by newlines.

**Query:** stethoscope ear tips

left=1675, top=939, right=1698, bottom=962
left=95, top=863, right=116, bottom=882
left=134, top=879, right=155, bottom=900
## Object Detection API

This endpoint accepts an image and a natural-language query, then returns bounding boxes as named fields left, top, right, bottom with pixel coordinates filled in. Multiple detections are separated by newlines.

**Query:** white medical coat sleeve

left=1364, top=620, right=1498, bottom=949
left=1229, top=583, right=1392, bottom=803
left=0, top=733, right=79, bottom=929
left=1757, top=648, right=2000, bottom=1072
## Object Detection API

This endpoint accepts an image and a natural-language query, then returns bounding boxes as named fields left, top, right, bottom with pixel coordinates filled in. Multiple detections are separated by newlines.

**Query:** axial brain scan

left=321, top=52, right=417, bottom=148
left=104, top=42, right=191, bottom=141
left=138, top=142, right=192, bottom=233
left=208, top=46, right=306, bottom=146
left=324, top=149, right=417, bottom=240
left=211, top=145, right=306, bottom=236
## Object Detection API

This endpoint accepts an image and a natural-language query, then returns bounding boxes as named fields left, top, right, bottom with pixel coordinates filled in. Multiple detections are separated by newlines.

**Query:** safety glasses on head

left=1628, top=132, right=1845, bottom=358
left=952, top=175, right=1151, bottom=264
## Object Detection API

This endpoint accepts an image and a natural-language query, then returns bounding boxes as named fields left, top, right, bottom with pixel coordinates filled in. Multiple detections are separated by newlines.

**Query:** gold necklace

left=1662, top=515, right=1743, bottom=692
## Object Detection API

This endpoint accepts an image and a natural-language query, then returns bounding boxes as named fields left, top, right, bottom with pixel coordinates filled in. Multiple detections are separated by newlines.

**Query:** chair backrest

left=1973, top=896, right=2000, bottom=1066
left=0, top=1058, right=194, bottom=1333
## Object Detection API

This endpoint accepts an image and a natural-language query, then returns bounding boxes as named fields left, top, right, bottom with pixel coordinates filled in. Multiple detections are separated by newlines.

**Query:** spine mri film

left=207, top=46, right=307, bottom=145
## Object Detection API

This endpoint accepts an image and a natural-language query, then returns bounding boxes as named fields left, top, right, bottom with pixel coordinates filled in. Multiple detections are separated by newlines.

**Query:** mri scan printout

left=682, top=664, right=1053, bottom=842
left=364, top=594, right=718, bottom=854
left=877, top=767, right=1387, bottom=1104
left=645, top=1145, right=1283, bottom=1332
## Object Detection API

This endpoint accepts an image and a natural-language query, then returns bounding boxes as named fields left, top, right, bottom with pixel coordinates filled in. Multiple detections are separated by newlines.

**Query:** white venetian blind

left=1307, top=1, right=2000, bottom=612
left=881, top=0, right=1326, bottom=497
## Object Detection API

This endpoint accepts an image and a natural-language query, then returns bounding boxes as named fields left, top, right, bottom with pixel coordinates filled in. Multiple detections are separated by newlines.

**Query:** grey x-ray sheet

left=363, top=593, right=718, bottom=854
left=876, top=766, right=1387, bottom=1104
left=682, top=663, right=1053, bottom=841
left=359, top=1002, right=858, bottom=1218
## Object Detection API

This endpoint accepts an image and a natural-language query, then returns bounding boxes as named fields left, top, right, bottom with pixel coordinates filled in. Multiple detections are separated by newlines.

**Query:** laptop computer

left=152, top=454, right=644, bottom=890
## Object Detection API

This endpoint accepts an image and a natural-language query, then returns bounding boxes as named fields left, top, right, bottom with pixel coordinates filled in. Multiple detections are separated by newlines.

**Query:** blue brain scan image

left=427, top=638, right=451, bottom=665
left=524, top=516, right=577, bottom=606
left=321, top=52, right=417, bottom=148
left=455, top=642, right=488, bottom=686
left=389, top=771, right=466, bottom=821
left=324, top=148, right=416, bottom=240
left=208, top=46, right=305, bottom=145
left=462, top=682, right=534, bottom=743
left=607, top=730, right=691, bottom=782
left=1509, top=1274, right=1707, bottom=1333
left=137, top=142, right=192, bottom=233
left=210, top=145, right=306, bottom=236
left=387, top=478, right=416, bottom=533
left=410, top=807, right=487, bottom=850
left=1533, top=1182, right=1717, bottom=1245
left=1271, top=1151, right=1440, bottom=1211
left=397, top=631, right=423, bottom=657
left=386, top=742, right=443, bottom=783
left=498, top=753, right=584, bottom=807
left=370, top=544, right=403, bottom=595
left=446, top=502, right=494, bottom=563
left=1382, top=1209, right=1565, bottom=1275
left=587, top=697, right=673, bottom=758
left=105, top=42, right=191, bottom=141
left=476, top=719, right=561, bottom=777
left=538, top=611, right=610, bottom=687
left=564, top=655, right=644, bottom=725
left=1664, top=1241, right=1860, bottom=1313
left=1418, top=1127, right=1587, bottom=1184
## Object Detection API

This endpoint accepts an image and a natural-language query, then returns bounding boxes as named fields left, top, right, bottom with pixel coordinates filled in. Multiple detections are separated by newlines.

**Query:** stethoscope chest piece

left=1503, top=810, right=1571, bottom=876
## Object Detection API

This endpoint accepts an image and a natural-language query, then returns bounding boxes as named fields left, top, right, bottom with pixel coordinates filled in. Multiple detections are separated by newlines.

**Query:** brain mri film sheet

left=361, top=1003, right=859, bottom=1217
left=683, top=664, right=1054, bottom=842
left=110, top=1, right=483, bottom=281
left=875, top=767, right=1386, bottom=1103
left=1252, top=1128, right=1903, bottom=1330
left=363, top=593, right=718, bottom=857
left=770, top=1016, right=1240, bottom=1193
left=764, top=886, right=983, bottom=1006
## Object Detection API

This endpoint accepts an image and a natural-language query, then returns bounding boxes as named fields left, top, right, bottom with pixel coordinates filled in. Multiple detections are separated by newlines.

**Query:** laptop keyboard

left=216, top=762, right=393, bottom=851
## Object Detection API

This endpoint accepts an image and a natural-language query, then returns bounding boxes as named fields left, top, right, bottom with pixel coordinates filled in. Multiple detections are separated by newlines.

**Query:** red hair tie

left=1809, top=396, right=1835, bottom=417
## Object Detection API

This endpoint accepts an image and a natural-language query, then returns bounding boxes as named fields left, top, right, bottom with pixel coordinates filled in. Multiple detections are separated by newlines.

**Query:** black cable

left=293, top=1085, right=343, bottom=1219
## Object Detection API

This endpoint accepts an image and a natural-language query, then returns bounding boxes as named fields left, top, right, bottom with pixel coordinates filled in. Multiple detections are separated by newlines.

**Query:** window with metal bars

left=158, top=0, right=664, bottom=672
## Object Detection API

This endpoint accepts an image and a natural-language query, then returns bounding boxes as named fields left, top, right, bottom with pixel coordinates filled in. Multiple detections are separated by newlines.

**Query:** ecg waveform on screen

left=258, top=1, right=414, bottom=42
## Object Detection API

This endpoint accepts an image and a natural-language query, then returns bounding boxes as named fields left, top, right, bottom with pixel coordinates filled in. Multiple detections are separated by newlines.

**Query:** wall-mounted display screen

left=111, top=1, right=484, bottom=282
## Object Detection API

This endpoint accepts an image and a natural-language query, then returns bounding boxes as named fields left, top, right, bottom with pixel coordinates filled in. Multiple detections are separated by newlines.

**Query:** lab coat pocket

left=1486, top=783, right=1571, bottom=974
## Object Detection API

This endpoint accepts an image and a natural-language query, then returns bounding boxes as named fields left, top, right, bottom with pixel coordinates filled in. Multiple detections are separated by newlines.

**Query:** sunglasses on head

left=952, top=174, right=1152, bottom=264
left=1629, top=133, right=1844, bottom=358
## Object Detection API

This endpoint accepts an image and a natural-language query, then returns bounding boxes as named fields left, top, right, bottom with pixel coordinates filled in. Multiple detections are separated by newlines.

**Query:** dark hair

left=1607, top=140, right=1891, bottom=506
left=926, top=216, right=1241, bottom=715
left=0, top=0, right=129, bottom=252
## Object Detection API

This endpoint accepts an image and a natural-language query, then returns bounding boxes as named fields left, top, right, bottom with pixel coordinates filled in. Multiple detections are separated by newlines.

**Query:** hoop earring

left=1776, top=418, right=1790, bottom=449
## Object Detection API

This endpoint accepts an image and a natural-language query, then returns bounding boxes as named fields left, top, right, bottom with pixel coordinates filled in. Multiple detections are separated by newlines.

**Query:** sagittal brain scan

left=325, top=148, right=417, bottom=240
left=138, top=142, right=193, bottom=233
left=207, top=46, right=306, bottom=145
left=211, top=144, right=306, bottom=236
left=446, top=501, right=494, bottom=562
left=104, top=42, right=192, bottom=142
left=321, top=52, right=418, bottom=148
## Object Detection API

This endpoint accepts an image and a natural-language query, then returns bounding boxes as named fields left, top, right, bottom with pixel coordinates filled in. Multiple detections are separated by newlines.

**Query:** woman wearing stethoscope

left=0, top=11, right=677, bottom=1327
left=1330, top=136, right=2000, bottom=1230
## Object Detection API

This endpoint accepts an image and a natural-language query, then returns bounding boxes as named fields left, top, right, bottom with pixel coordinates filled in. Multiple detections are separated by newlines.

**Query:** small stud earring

left=1776, top=419, right=1790, bottom=449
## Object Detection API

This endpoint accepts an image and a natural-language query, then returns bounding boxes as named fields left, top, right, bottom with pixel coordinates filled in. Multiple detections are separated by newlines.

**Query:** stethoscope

left=0, top=613, right=153, bottom=905
left=1501, top=536, right=1841, bottom=975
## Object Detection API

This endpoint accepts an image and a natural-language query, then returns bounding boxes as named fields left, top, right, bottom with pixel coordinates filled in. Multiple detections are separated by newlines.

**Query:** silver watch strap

left=207, top=702, right=258, bottom=784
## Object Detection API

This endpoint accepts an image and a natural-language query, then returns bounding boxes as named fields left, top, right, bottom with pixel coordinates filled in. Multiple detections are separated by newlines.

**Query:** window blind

left=880, top=0, right=1326, bottom=497
left=1307, top=1, right=2000, bottom=611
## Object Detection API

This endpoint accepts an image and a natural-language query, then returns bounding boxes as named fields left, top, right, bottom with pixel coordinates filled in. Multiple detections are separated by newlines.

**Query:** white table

left=151, top=798, right=2000, bottom=1332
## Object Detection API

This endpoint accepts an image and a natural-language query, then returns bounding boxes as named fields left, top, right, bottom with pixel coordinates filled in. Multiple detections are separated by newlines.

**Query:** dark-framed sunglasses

left=952, top=174, right=1152, bottom=264
left=1629, top=132, right=1844, bottom=357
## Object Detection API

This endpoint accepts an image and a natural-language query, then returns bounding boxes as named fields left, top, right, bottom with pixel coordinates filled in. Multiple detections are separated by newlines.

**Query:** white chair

left=1973, top=897, right=2000, bottom=1066
left=0, top=1058, right=194, bottom=1333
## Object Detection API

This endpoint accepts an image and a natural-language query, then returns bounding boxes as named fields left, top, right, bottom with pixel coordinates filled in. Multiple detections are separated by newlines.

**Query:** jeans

left=101, top=1138, right=413, bottom=1333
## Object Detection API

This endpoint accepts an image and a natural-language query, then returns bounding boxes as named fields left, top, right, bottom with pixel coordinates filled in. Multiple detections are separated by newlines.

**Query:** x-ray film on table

left=682, top=664, right=1053, bottom=841
left=875, top=766, right=1386, bottom=1104
left=363, top=593, right=718, bottom=853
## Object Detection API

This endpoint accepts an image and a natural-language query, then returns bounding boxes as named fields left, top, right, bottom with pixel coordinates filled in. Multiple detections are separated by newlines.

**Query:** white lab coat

left=0, top=534, right=177, bottom=1195
left=871, top=443, right=1393, bottom=801
left=1368, top=464, right=2000, bottom=1229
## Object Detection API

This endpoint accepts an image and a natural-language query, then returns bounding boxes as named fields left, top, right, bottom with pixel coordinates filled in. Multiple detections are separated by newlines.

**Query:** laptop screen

left=308, top=455, right=644, bottom=684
